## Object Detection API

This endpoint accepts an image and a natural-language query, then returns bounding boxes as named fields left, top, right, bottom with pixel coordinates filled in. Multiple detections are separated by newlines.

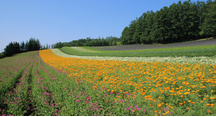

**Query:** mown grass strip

left=59, top=45, right=216, bottom=57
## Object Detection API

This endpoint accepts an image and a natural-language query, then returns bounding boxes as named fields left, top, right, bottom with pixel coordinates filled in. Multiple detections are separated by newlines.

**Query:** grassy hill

left=59, top=44, right=216, bottom=57
left=92, top=38, right=216, bottom=51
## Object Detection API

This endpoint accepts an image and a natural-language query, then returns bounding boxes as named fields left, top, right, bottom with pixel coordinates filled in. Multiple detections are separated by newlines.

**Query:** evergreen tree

left=4, top=42, right=14, bottom=57
left=133, top=17, right=143, bottom=44
left=169, top=2, right=181, bottom=42
left=140, top=13, right=148, bottom=44
left=120, top=27, right=129, bottom=44
left=125, top=20, right=137, bottom=44
left=140, top=11, right=155, bottom=44
left=13, top=42, right=20, bottom=54
left=200, top=0, right=216, bottom=39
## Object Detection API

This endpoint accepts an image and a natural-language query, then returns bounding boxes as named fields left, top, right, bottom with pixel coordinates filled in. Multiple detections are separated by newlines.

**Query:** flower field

left=40, top=49, right=216, bottom=116
left=1, top=49, right=216, bottom=116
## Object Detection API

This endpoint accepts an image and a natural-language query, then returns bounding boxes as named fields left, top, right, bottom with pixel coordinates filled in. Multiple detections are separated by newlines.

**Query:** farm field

left=1, top=47, right=216, bottom=116
left=52, top=48, right=216, bottom=65
left=93, top=38, right=216, bottom=51
left=59, top=44, right=216, bottom=57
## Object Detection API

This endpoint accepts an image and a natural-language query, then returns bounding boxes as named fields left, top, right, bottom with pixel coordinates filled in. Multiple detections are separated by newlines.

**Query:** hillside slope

left=93, top=39, right=216, bottom=51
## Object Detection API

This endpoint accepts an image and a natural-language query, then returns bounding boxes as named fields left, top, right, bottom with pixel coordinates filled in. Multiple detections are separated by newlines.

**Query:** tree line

left=1, top=38, right=51, bottom=58
left=120, top=0, right=216, bottom=44
left=53, top=36, right=120, bottom=48
left=52, top=0, right=215, bottom=48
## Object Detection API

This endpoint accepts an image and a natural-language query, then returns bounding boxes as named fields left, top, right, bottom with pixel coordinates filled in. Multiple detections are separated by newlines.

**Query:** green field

left=59, top=44, right=216, bottom=57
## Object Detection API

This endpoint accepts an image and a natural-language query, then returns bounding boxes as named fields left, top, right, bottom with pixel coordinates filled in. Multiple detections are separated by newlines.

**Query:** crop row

left=52, top=48, right=216, bottom=65
left=0, top=52, right=37, bottom=95
left=1, top=51, right=145, bottom=116
left=0, top=51, right=38, bottom=116
left=59, top=45, right=216, bottom=57
left=39, top=49, right=216, bottom=116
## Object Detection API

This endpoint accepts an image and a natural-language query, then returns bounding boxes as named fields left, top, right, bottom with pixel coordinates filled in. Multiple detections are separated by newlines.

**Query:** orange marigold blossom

left=206, top=104, right=210, bottom=106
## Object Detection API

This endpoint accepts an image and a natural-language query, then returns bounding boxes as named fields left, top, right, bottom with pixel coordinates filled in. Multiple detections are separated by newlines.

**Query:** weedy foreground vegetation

left=1, top=49, right=216, bottom=116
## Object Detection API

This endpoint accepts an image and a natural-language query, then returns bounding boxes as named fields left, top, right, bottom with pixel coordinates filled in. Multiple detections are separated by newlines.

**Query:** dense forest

left=53, top=0, right=216, bottom=48
left=1, top=38, right=50, bottom=58
left=120, top=0, right=216, bottom=44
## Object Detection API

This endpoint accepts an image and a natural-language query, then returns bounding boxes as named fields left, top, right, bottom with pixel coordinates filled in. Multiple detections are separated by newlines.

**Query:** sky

left=0, top=0, right=201, bottom=52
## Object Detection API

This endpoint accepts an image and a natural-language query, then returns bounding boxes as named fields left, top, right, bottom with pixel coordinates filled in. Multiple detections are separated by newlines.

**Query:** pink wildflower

left=144, top=109, right=146, bottom=112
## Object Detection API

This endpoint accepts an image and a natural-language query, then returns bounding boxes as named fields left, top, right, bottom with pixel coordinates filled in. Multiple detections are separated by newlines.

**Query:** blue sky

left=0, top=0, right=201, bottom=52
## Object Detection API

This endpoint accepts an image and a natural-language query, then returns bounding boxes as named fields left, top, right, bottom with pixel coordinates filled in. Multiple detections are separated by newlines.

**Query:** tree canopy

left=3, top=38, right=42, bottom=57
left=52, top=36, right=120, bottom=48
left=120, top=0, right=215, bottom=45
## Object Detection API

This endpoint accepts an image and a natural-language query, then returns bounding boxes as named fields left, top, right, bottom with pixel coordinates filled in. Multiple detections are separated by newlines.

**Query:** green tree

left=133, top=17, right=143, bottom=44
left=124, top=20, right=137, bottom=44
left=151, top=8, right=169, bottom=43
left=20, top=41, right=25, bottom=51
left=120, top=26, right=129, bottom=44
left=200, top=0, right=216, bottom=39
left=13, top=42, right=20, bottom=54
left=140, top=10, right=155, bottom=44
left=140, top=13, right=148, bottom=44
left=4, top=42, right=14, bottom=57
left=168, top=2, right=181, bottom=42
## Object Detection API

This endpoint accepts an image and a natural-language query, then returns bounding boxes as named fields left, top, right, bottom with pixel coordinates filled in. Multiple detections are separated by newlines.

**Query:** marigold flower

left=206, top=104, right=210, bottom=106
